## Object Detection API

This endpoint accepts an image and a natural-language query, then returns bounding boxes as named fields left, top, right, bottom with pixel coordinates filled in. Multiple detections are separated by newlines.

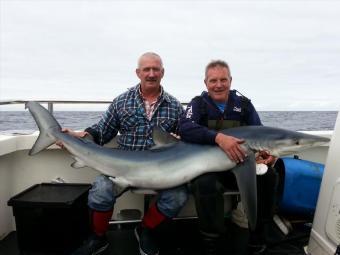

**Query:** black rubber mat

left=0, top=218, right=309, bottom=255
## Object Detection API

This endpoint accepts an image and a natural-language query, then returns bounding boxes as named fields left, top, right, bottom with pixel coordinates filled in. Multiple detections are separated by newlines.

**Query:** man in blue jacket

left=179, top=60, right=276, bottom=255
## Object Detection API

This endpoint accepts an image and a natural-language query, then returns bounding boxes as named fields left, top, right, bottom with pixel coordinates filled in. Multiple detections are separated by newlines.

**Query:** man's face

left=205, top=66, right=232, bottom=103
left=136, top=56, right=164, bottom=92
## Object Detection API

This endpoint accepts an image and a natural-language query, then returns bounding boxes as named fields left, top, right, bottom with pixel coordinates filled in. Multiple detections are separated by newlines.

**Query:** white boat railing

left=0, top=100, right=114, bottom=114
left=0, top=100, right=189, bottom=114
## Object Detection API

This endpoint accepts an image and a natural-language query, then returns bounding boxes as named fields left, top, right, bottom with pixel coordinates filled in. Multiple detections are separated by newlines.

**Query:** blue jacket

left=179, top=90, right=261, bottom=145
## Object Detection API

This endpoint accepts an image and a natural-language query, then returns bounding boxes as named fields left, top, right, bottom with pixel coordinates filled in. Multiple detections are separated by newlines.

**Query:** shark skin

left=25, top=101, right=330, bottom=230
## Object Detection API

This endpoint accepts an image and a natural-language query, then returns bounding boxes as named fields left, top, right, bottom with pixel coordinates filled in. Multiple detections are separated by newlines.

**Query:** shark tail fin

left=25, top=101, right=62, bottom=155
left=29, top=130, right=56, bottom=155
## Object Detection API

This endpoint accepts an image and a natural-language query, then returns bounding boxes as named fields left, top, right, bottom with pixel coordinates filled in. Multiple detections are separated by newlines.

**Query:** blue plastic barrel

left=278, top=157, right=324, bottom=215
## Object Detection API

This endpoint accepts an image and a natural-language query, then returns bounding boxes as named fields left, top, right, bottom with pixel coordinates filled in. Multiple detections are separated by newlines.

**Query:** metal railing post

left=47, top=102, right=53, bottom=114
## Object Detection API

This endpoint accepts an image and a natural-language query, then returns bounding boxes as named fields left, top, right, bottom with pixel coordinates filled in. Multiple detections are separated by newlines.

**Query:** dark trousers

left=250, top=167, right=278, bottom=245
left=191, top=167, right=278, bottom=253
left=191, top=171, right=238, bottom=235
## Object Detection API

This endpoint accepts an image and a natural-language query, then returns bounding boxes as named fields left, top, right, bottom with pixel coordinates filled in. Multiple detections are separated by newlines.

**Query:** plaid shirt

left=86, top=84, right=184, bottom=151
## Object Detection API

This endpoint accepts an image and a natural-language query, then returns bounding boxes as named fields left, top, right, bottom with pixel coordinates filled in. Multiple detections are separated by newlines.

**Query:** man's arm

left=172, top=100, right=185, bottom=134
left=179, top=98, right=246, bottom=163
left=215, top=133, right=247, bottom=163
left=84, top=102, right=119, bottom=145
left=57, top=102, right=120, bottom=147
left=56, top=128, right=92, bottom=148
left=61, top=129, right=91, bottom=139
left=179, top=98, right=218, bottom=145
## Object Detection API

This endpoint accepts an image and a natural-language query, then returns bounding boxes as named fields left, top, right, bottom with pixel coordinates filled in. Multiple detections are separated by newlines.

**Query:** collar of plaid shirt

left=139, top=85, right=162, bottom=121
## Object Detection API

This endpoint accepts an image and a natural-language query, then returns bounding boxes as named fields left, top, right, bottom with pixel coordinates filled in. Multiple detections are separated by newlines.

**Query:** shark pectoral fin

left=29, top=131, right=56, bottom=155
left=108, top=176, right=130, bottom=198
left=150, top=126, right=179, bottom=150
left=231, top=152, right=257, bottom=231
left=71, top=158, right=87, bottom=168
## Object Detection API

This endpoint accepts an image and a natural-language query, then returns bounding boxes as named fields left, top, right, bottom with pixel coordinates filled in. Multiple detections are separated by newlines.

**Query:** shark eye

left=295, top=140, right=300, bottom=145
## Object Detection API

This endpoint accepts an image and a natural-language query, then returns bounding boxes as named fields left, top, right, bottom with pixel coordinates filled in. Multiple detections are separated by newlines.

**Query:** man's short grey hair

left=205, top=60, right=231, bottom=79
left=137, top=52, right=163, bottom=68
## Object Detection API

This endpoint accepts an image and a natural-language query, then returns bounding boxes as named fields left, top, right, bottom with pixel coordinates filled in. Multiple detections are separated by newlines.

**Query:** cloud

left=1, top=0, right=340, bottom=110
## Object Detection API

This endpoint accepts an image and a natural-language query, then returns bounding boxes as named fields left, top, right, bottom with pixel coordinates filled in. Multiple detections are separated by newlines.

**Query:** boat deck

left=0, top=218, right=310, bottom=255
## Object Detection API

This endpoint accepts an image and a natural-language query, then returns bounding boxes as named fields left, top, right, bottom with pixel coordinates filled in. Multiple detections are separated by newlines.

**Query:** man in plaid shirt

left=85, top=82, right=182, bottom=151
left=66, top=52, right=188, bottom=255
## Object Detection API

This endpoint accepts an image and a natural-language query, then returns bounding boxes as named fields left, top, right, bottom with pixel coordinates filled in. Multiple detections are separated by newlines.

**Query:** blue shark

left=25, top=101, right=330, bottom=230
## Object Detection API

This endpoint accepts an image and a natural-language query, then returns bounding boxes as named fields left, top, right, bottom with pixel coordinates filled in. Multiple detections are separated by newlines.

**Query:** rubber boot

left=248, top=167, right=278, bottom=254
left=135, top=203, right=167, bottom=255
left=229, top=222, right=249, bottom=255
left=193, top=192, right=224, bottom=254
left=200, top=231, right=220, bottom=255
left=71, top=210, right=112, bottom=255
left=248, top=226, right=267, bottom=254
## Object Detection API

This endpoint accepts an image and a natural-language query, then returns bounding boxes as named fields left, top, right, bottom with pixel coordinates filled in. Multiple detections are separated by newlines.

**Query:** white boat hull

left=0, top=130, right=333, bottom=248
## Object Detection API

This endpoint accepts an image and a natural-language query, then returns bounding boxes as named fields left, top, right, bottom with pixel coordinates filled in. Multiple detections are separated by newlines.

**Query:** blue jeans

left=88, top=175, right=188, bottom=218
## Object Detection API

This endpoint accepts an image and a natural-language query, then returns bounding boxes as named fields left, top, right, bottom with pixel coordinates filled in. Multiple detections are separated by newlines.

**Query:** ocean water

left=0, top=111, right=338, bottom=135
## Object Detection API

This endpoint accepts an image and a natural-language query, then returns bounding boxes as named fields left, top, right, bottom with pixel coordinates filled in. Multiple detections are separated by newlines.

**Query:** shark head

left=223, top=126, right=330, bottom=157
left=265, top=131, right=330, bottom=157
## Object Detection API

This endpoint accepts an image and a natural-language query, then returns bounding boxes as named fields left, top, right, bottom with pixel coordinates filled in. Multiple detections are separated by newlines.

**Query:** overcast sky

left=1, top=0, right=340, bottom=111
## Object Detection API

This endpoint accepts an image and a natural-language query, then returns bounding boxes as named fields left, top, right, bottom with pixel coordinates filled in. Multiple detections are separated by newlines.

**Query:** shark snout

left=308, top=136, right=330, bottom=146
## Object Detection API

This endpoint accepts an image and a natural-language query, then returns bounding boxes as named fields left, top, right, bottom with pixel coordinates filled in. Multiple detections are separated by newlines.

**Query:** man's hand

left=215, top=133, right=246, bottom=163
left=170, top=132, right=181, bottom=140
left=56, top=128, right=90, bottom=148
left=256, top=151, right=276, bottom=166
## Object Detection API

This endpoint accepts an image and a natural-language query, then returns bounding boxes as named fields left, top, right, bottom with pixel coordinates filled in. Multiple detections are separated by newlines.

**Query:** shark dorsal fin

left=151, top=127, right=179, bottom=150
